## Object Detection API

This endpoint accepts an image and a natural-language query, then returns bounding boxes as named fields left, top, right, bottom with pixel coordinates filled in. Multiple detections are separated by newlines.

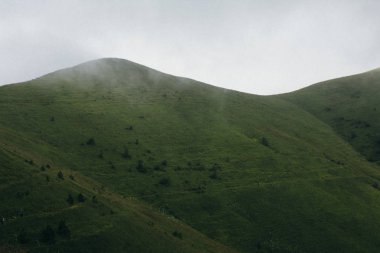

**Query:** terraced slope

left=1, top=58, right=380, bottom=252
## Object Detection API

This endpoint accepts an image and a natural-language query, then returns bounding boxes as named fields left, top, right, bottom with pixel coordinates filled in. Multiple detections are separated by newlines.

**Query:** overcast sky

left=1, top=0, right=380, bottom=95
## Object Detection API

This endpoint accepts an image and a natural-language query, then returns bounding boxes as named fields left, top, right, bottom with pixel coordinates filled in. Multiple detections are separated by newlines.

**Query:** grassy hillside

left=2, top=58, right=380, bottom=252
left=0, top=145, right=236, bottom=253
left=280, top=68, right=380, bottom=163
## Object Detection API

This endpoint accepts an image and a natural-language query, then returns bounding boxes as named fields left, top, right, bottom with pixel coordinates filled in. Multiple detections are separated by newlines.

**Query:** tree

left=77, top=193, right=86, bottom=203
left=57, top=171, right=64, bottom=180
left=66, top=194, right=74, bottom=205
left=57, top=220, right=71, bottom=239
left=40, top=225, right=55, bottom=244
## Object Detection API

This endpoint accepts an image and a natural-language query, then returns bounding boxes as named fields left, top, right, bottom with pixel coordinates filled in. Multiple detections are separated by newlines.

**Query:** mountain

left=1, top=58, right=380, bottom=253
left=279, top=68, right=380, bottom=164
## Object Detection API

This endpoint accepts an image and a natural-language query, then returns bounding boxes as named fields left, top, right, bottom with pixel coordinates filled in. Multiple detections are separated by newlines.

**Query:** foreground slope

left=280, top=68, right=380, bottom=163
left=0, top=144, right=236, bottom=253
left=2, top=58, right=380, bottom=252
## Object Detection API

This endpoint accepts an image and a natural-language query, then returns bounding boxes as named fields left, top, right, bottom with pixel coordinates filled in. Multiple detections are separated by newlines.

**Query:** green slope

left=1, top=58, right=380, bottom=252
left=0, top=144, right=236, bottom=253
left=279, top=68, right=380, bottom=163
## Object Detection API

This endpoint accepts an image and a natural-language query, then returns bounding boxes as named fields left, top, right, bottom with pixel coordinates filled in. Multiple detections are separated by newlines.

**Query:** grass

left=280, top=68, right=380, bottom=163
left=1, top=58, right=380, bottom=252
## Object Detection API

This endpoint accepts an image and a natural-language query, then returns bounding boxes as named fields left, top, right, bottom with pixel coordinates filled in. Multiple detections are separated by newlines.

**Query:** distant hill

left=1, top=58, right=380, bottom=252
left=280, top=68, right=380, bottom=163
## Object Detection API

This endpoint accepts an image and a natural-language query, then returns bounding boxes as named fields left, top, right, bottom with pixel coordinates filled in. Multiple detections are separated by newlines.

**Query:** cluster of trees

left=57, top=171, right=75, bottom=181
left=17, top=220, right=71, bottom=245
left=137, top=160, right=168, bottom=173
left=66, top=193, right=86, bottom=205
left=39, top=220, right=71, bottom=244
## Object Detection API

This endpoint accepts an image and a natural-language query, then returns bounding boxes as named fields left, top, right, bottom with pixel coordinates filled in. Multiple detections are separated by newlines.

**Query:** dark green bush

left=57, top=171, right=64, bottom=180
left=122, top=147, right=131, bottom=159
left=172, top=230, right=182, bottom=239
left=86, top=138, right=96, bottom=146
left=66, top=194, right=74, bottom=205
left=136, top=160, right=146, bottom=173
left=17, top=228, right=29, bottom=244
left=57, top=220, right=71, bottom=239
left=77, top=193, right=86, bottom=203
left=159, top=177, right=171, bottom=187
left=260, top=137, right=269, bottom=147
left=40, top=225, right=55, bottom=244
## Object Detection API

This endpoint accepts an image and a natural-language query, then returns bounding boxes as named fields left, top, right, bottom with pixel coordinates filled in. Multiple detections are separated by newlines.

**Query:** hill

left=1, top=58, right=380, bottom=252
left=0, top=139, right=236, bottom=253
left=280, top=68, right=380, bottom=163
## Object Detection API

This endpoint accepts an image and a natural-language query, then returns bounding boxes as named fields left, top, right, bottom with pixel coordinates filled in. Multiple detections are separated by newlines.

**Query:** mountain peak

left=36, top=57, right=166, bottom=88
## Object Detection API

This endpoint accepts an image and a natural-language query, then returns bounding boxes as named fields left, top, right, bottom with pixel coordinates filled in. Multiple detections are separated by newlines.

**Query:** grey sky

left=1, top=0, right=380, bottom=95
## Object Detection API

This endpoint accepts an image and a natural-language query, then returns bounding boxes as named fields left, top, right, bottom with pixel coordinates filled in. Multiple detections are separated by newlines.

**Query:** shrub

left=77, top=193, right=86, bottom=203
left=57, top=220, right=71, bottom=239
left=57, top=171, right=64, bottom=180
left=86, top=138, right=96, bottom=146
left=66, top=194, right=74, bottom=205
left=161, top=160, right=168, bottom=166
left=92, top=196, right=98, bottom=204
left=40, top=225, right=55, bottom=244
left=260, top=137, right=269, bottom=147
left=209, top=171, right=219, bottom=180
left=17, top=228, right=29, bottom=244
left=172, top=230, right=182, bottom=239
left=136, top=160, right=146, bottom=173
left=159, top=177, right=171, bottom=187
left=122, top=147, right=131, bottom=160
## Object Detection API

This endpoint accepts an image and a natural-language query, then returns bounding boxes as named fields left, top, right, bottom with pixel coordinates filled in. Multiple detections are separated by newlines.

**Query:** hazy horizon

left=1, top=0, right=380, bottom=95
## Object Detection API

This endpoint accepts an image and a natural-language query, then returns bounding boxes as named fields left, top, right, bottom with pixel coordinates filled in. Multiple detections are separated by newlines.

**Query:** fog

left=1, top=0, right=380, bottom=94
